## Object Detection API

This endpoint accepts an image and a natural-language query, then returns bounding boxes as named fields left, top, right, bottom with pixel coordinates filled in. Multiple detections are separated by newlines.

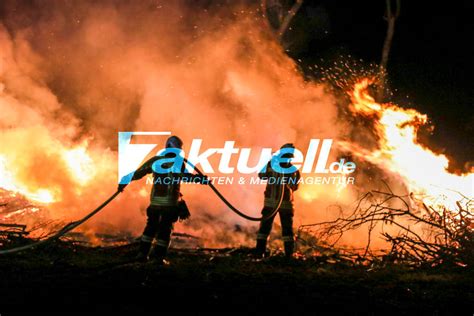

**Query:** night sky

left=287, top=0, right=473, bottom=170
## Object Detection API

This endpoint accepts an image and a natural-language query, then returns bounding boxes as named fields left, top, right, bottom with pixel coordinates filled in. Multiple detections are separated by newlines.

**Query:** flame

left=0, top=141, right=96, bottom=204
left=0, top=155, right=56, bottom=204
left=62, top=142, right=96, bottom=186
left=0, top=0, right=470, bottom=247
left=344, top=78, right=473, bottom=209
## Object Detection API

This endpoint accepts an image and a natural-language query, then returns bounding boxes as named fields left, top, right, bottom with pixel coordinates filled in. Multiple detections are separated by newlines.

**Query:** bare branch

left=298, top=188, right=473, bottom=267
left=278, top=0, right=304, bottom=37
left=262, top=0, right=304, bottom=45
left=378, top=0, right=401, bottom=101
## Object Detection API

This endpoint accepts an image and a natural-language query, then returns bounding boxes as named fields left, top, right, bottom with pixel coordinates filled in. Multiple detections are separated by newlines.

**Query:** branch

left=261, top=0, right=304, bottom=42
left=298, top=187, right=473, bottom=266
left=277, top=0, right=304, bottom=37
left=378, top=0, right=401, bottom=100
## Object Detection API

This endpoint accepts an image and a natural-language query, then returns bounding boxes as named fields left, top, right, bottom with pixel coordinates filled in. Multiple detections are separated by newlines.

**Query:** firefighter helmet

left=280, top=143, right=295, bottom=158
left=166, top=135, right=183, bottom=149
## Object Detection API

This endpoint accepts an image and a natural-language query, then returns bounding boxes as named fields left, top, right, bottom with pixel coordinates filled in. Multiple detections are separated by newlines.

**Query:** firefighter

left=255, top=143, right=301, bottom=258
left=118, top=135, right=208, bottom=263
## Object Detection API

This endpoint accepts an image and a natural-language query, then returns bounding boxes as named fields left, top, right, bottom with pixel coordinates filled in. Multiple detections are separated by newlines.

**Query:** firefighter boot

left=255, top=238, right=267, bottom=258
left=135, top=241, right=152, bottom=262
left=150, top=245, right=169, bottom=265
left=284, top=241, right=294, bottom=258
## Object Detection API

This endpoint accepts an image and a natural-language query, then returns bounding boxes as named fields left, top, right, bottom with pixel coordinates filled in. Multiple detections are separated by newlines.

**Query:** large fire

left=0, top=1, right=471, bottom=247
left=0, top=142, right=96, bottom=204
left=0, top=77, right=472, bottom=243
left=341, top=79, right=473, bottom=211
left=0, top=155, right=55, bottom=204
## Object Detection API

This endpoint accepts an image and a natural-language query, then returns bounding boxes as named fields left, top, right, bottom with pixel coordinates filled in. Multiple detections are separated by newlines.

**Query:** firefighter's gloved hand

left=177, top=200, right=191, bottom=221
left=117, top=183, right=128, bottom=192
left=178, top=211, right=190, bottom=221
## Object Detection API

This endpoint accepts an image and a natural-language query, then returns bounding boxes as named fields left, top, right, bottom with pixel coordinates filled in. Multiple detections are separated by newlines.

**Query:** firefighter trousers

left=256, top=207, right=295, bottom=256
left=139, top=205, right=179, bottom=258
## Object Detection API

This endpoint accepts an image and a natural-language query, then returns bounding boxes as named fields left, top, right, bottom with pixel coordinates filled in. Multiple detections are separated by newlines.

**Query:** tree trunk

left=377, top=0, right=400, bottom=101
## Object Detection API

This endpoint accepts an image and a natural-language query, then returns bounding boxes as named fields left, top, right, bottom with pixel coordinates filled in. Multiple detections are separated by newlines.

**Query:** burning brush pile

left=298, top=80, right=473, bottom=268
left=0, top=188, right=50, bottom=240
left=298, top=190, right=473, bottom=268
left=0, top=1, right=472, bottom=266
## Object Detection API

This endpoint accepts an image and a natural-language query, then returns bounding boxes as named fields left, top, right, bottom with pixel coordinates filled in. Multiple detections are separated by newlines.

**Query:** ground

left=0, top=240, right=473, bottom=315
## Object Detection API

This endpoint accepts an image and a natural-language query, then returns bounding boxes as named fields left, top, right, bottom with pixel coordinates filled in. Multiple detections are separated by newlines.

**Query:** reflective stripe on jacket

left=259, top=161, right=300, bottom=210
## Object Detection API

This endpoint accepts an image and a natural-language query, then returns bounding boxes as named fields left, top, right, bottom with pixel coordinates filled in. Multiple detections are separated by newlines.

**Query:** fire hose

left=0, top=160, right=284, bottom=255
left=185, top=158, right=285, bottom=222
left=0, top=190, right=121, bottom=255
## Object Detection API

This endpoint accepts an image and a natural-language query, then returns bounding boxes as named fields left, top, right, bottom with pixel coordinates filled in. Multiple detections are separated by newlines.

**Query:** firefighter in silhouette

left=255, top=143, right=301, bottom=258
left=118, top=136, right=208, bottom=262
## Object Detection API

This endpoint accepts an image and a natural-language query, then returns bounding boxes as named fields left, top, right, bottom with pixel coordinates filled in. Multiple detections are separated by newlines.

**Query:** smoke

left=0, top=0, right=393, bottom=248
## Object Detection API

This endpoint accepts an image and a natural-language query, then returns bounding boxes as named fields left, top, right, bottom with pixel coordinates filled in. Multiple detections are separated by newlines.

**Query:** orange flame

left=0, top=155, right=55, bottom=204
left=0, top=141, right=96, bottom=204
left=344, top=79, right=473, bottom=210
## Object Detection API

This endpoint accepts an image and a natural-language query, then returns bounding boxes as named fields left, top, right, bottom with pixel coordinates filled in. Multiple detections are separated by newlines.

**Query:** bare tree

left=261, top=0, right=304, bottom=48
left=377, top=0, right=401, bottom=101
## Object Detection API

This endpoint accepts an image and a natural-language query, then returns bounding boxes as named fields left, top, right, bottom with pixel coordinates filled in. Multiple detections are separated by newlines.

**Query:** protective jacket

left=132, top=153, right=205, bottom=207
left=258, top=161, right=301, bottom=210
